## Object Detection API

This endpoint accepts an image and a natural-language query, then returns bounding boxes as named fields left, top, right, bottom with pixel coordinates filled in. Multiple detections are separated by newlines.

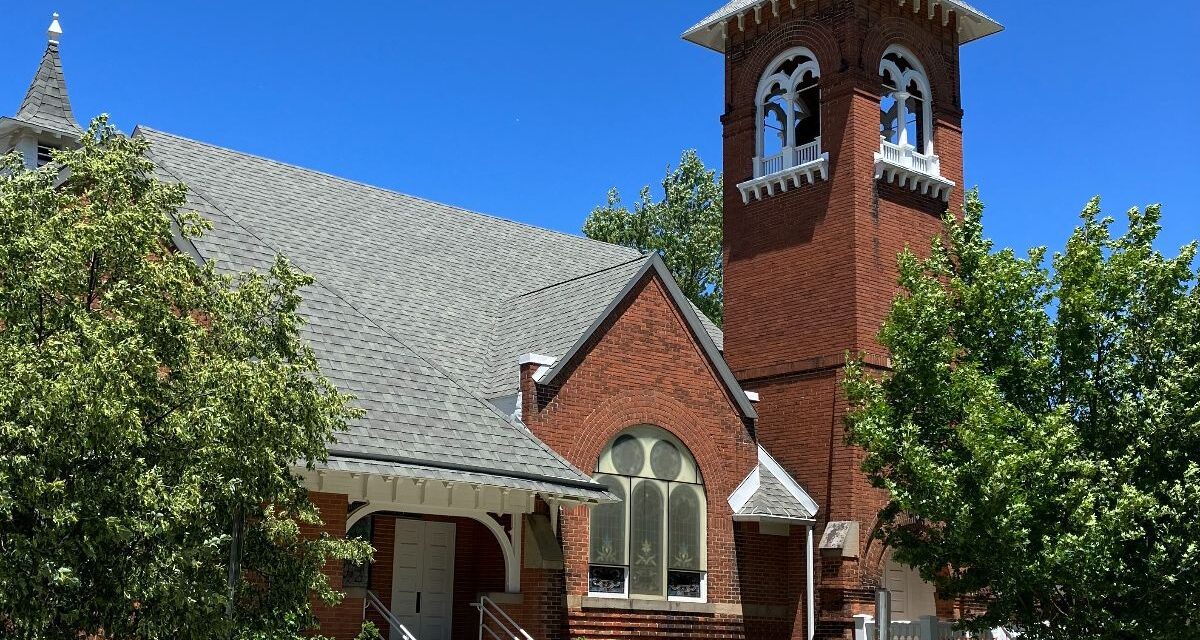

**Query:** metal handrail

left=363, top=589, right=419, bottom=640
left=470, top=595, right=534, bottom=640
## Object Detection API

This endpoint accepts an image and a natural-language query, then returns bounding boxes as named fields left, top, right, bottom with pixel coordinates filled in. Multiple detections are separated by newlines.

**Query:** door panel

left=420, top=522, right=455, bottom=640
left=390, top=519, right=456, bottom=640
left=884, top=558, right=936, bottom=621
left=391, top=519, right=425, bottom=639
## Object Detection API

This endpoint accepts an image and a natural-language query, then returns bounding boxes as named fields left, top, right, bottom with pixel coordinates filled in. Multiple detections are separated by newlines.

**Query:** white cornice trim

left=682, top=0, right=1003, bottom=53
left=727, top=465, right=761, bottom=513
left=736, top=154, right=829, bottom=204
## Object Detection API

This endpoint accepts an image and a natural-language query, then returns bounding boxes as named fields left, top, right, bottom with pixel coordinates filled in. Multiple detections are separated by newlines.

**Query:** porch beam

left=346, top=501, right=525, bottom=593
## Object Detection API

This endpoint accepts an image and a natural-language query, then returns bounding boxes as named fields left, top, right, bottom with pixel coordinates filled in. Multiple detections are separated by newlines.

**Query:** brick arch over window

left=569, top=389, right=750, bottom=502
left=732, top=19, right=840, bottom=108
left=861, top=18, right=958, bottom=111
left=562, top=390, right=753, bottom=603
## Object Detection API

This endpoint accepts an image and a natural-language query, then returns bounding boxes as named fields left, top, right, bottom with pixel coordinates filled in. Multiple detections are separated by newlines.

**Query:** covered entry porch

left=299, top=460, right=607, bottom=640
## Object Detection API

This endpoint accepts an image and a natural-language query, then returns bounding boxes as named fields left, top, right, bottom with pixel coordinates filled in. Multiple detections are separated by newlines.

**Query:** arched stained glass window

left=589, top=426, right=707, bottom=601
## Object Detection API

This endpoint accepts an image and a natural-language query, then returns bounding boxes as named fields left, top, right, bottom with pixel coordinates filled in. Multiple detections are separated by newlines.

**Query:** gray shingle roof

left=729, top=445, right=819, bottom=521
left=740, top=466, right=811, bottom=520
left=14, top=41, right=82, bottom=136
left=481, top=256, right=651, bottom=398
left=138, top=127, right=645, bottom=501
left=137, top=128, right=645, bottom=392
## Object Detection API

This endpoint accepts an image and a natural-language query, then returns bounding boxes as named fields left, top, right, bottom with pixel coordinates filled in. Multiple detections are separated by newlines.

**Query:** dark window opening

left=36, top=143, right=61, bottom=167
left=342, top=515, right=373, bottom=589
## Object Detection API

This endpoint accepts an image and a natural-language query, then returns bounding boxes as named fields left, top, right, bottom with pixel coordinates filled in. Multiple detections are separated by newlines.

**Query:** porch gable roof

left=729, top=445, right=819, bottom=522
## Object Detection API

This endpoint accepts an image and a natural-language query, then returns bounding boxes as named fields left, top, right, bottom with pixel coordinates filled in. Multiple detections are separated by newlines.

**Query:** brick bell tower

left=684, top=1, right=1001, bottom=637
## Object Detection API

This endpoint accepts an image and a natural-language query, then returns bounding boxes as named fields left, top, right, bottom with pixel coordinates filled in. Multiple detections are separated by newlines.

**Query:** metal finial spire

left=47, top=13, right=63, bottom=44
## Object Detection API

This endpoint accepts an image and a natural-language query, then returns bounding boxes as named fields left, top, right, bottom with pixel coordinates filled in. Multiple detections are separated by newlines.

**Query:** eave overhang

left=682, top=0, right=1003, bottom=52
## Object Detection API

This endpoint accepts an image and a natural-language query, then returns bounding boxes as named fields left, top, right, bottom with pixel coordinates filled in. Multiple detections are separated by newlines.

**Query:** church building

left=2, top=3, right=1003, bottom=639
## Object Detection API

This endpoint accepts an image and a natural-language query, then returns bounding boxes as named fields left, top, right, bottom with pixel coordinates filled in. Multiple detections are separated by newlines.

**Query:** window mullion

left=625, top=474, right=632, bottom=595
left=663, top=480, right=672, bottom=597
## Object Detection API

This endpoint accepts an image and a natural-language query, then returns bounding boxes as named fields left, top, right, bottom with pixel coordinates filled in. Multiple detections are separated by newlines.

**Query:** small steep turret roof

left=13, top=14, right=83, bottom=136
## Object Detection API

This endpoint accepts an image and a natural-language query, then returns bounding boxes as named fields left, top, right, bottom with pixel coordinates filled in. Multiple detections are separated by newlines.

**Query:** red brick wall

left=736, top=522, right=804, bottom=639
left=304, top=491, right=363, bottom=640
left=507, top=563, right=569, bottom=640
left=522, top=273, right=788, bottom=638
left=364, top=515, right=393, bottom=635
left=443, top=516, right=507, bottom=640
left=718, top=1, right=968, bottom=637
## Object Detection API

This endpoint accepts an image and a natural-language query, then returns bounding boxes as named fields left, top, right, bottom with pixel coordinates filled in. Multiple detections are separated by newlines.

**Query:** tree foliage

left=583, top=150, right=724, bottom=324
left=0, top=118, right=371, bottom=639
left=845, top=190, right=1200, bottom=640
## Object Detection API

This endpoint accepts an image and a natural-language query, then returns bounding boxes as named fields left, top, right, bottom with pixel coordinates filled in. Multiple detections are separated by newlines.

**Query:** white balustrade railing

left=759, top=151, right=786, bottom=177
left=755, top=137, right=824, bottom=178
left=854, top=614, right=1004, bottom=640
left=877, top=138, right=941, bottom=176
left=793, top=137, right=822, bottom=166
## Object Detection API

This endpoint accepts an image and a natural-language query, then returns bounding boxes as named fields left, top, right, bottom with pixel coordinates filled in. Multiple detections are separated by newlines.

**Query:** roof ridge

left=505, top=255, right=649, bottom=302
left=134, top=126, right=641, bottom=258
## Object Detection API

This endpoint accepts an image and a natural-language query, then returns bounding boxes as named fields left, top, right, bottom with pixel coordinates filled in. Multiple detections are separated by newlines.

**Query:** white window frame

left=754, top=47, right=822, bottom=178
left=739, top=47, right=830, bottom=203
left=878, top=44, right=934, bottom=156
left=668, top=569, right=708, bottom=604
left=874, top=44, right=955, bottom=201
left=586, top=565, right=629, bottom=599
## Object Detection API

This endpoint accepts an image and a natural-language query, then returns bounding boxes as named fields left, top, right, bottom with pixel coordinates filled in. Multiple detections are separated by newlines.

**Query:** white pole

left=807, top=524, right=816, bottom=640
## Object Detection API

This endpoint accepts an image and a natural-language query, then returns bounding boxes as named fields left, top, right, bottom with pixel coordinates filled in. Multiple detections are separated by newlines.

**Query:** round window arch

left=588, top=425, right=707, bottom=601
left=753, top=47, right=822, bottom=178
left=879, top=44, right=934, bottom=154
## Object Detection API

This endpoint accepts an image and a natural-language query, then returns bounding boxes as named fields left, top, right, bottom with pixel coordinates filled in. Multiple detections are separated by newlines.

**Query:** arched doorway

left=349, top=509, right=512, bottom=640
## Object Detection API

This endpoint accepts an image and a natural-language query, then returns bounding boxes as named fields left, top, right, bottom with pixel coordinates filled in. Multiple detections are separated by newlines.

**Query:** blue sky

left=4, top=2, right=1198, bottom=258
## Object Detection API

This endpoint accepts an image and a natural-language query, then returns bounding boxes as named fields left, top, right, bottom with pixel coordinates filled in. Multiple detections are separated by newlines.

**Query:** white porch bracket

left=297, top=467, right=544, bottom=594
left=345, top=500, right=525, bottom=594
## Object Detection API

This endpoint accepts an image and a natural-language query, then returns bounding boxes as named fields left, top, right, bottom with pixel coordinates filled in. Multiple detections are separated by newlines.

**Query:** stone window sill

left=578, top=596, right=718, bottom=615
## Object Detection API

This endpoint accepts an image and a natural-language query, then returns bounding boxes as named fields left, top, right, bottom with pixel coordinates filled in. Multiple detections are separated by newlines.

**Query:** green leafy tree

left=845, top=190, right=1200, bottom=640
left=0, top=117, right=371, bottom=639
left=583, top=150, right=724, bottom=324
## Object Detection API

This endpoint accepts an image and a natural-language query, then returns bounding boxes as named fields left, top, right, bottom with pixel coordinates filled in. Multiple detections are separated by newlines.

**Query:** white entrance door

left=884, top=557, right=937, bottom=621
left=391, top=519, right=456, bottom=640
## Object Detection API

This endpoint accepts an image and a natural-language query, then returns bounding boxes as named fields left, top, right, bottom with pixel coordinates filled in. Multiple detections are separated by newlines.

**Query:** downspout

left=807, top=523, right=816, bottom=640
